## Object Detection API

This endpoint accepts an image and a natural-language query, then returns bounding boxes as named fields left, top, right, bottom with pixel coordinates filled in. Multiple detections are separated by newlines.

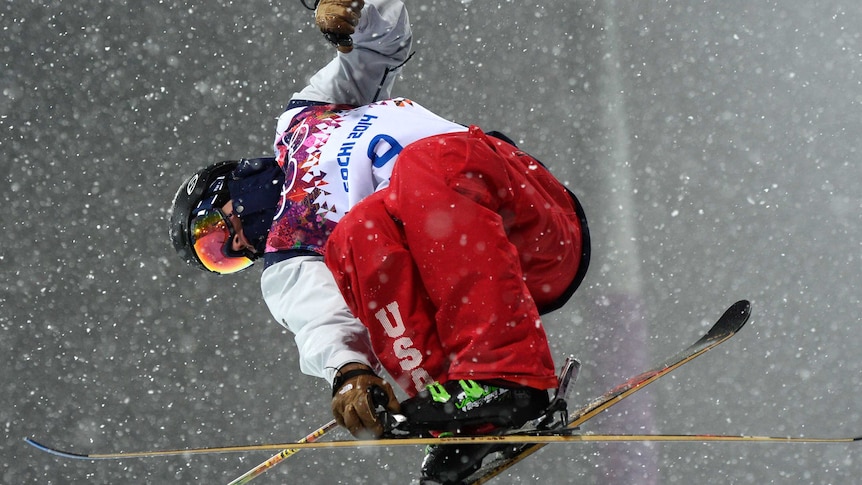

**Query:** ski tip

left=731, top=299, right=751, bottom=317
left=699, top=300, right=751, bottom=344
left=721, top=300, right=751, bottom=329
left=25, top=438, right=90, bottom=460
left=24, top=437, right=48, bottom=451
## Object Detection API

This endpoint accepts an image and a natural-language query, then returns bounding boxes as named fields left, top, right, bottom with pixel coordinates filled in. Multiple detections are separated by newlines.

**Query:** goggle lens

left=189, top=210, right=253, bottom=274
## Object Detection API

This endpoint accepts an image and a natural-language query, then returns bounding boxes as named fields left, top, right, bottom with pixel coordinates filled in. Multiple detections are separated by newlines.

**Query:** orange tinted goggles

left=189, top=209, right=254, bottom=274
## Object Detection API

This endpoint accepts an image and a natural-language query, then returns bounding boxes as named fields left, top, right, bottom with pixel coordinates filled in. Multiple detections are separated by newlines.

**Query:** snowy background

left=4, top=0, right=861, bottom=483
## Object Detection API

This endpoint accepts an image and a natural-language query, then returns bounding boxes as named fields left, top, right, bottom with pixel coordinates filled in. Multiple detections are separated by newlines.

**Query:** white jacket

left=291, top=0, right=413, bottom=106
left=261, top=0, right=412, bottom=385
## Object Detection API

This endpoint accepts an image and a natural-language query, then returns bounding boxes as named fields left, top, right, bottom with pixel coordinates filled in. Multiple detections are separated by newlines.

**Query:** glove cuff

left=332, top=365, right=377, bottom=397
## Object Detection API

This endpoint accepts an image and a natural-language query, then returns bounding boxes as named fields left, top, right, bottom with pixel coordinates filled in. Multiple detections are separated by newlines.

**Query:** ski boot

left=404, top=358, right=580, bottom=484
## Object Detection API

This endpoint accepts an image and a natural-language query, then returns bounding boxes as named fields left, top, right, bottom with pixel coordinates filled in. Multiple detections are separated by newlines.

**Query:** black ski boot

left=419, top=436, right=510, bottom=485
left=400, top=380, right=549, bottom=484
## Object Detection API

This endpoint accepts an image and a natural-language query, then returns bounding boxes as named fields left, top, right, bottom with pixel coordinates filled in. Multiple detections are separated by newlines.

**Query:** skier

left=168, top=0, right=590, bottom=482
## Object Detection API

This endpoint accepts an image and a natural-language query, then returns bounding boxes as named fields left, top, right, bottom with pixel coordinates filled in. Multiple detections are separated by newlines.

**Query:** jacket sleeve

left=260, top=255, right=382, bottom=384
left=291, top=0, right=412, bottom=105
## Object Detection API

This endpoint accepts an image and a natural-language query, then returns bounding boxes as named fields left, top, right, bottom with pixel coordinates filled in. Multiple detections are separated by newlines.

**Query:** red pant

left=325, top=127, right=584, bottom=396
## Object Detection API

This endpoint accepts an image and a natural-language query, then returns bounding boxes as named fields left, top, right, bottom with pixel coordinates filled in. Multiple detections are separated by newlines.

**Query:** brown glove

left=315, top=0, right=365, bottom=53
left=331, top=363, right=400, bottom=438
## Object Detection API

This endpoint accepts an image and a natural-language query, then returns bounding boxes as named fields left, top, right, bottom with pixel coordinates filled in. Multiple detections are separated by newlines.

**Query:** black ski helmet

left=169, top=160, right=241, bottom=273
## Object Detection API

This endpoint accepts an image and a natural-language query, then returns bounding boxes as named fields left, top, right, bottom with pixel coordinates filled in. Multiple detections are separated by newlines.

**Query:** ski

left=466, top=299, right=751, bottom=484
left=226, top=419, right=338, bottom=485
left=26, top=301, right=755, bottom=477
left=24, top=430, right=861, bottom=458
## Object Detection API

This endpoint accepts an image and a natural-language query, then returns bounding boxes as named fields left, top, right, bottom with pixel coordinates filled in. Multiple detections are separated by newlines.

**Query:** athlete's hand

left=315, top=0, right=365, bottom=53
left=331, top=363, right=400, bottom=438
